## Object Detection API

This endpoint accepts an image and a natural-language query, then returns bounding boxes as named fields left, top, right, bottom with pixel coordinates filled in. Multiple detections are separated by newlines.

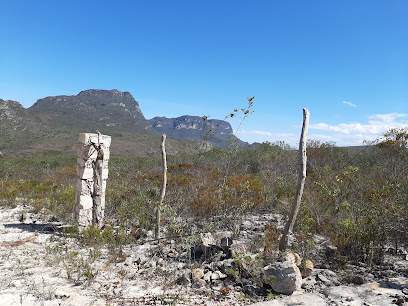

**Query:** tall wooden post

left=279, top=108, right=310, bottom=251
left=155, top=134, right=167, bottom=240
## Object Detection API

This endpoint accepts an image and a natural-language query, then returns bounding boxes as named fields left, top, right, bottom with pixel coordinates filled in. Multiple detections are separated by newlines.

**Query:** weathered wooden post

left=279, top=108, right=309, bottom=251
left=75, top=132, right=111, bottom=228
left=155, top=134, right=167, bottom=240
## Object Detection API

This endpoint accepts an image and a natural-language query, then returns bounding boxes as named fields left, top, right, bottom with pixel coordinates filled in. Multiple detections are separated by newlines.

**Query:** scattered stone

left=302, top=276, right=317, bottom=291
left=54, top=289, right=70, bottom=299
left=222, top=258, right=236, bottom=272
left=113, top=287, right=121, bottom=296
left=349, top=274, right=365, bottom=285
left=201, top=233, right=214, bottom=247
left=292, top=252, right=302, bottom=266
left=203, top=271, right=212, bottom=282
left=211, top=280, right=224, bottom=290
left=230, top=243, right=247, bottom=257
left=167, top=251, right=178, bottom=258
left=192, top=268, right=204, bottom=280
left=321, top=269, right=337, bottom=278
left=192, top=278, right=206, bottom=288
left=156, top=258, right=164, bottom=266
left=281, top=251, right=297, bottom=264
left=316, top=269, right=341, bottom=286
left=243, top=285, right=262, bottom=297
left=175, top=275, right=189, bottom=286
left=300, top=259, right=314, bottom=278
left=211, top=272, right=221, bottom=281
left=211, top=271, right=227, bottom=281
left=145, top=230, right=154, bottom=239
left=264, top=252, right=302, bottom=295
left=317, top=273, right=332, bottom=285
left=191, top=233, right=227, bottom=261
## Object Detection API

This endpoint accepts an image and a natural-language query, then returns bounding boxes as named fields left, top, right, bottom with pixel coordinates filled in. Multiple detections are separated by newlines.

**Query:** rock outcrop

left=263, top=252, right=303, bottom=295
left=149, top=115, right=248, bottom=149
left=29, top=89, right=152, bottom=133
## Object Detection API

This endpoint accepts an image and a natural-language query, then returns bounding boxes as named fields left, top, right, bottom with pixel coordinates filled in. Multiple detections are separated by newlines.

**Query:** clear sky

left=1, top=1, right=407, bottom=146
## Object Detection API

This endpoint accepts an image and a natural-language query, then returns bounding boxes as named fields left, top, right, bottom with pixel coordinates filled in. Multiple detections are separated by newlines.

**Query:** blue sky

left=1, top=1, right=407, bottom=146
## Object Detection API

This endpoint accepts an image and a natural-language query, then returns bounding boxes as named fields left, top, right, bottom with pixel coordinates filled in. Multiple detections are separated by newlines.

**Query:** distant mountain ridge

left=29, top=89, right=151, bottom=133
left=149, top=115, right=248, bottom=148
left=0, top=89, right=246, bottom=155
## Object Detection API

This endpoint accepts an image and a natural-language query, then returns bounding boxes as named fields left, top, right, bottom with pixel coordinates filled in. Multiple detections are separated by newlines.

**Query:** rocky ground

left=1, top=205, right=408, bottom=306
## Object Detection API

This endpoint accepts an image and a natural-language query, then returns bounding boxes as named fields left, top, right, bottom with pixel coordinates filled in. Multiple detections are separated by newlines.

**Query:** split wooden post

left=155, top=134, right=167, bottom=240
left=279, top=108, right=310, bottom=251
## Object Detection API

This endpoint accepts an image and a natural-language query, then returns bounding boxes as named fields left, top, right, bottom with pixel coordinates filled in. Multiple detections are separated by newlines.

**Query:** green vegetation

left=1, top=128, right=407, bottom=266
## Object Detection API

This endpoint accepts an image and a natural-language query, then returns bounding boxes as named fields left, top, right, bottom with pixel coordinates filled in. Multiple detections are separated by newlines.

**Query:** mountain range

left=0, top=89, right=247, bottom=156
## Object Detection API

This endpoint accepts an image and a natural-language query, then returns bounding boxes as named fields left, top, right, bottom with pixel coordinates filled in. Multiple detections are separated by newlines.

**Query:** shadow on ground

left=4, top=222, right=64, bottom=233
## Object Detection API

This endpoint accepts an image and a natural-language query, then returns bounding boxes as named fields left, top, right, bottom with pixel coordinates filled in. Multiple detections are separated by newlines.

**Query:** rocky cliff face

left=149, top=115, right=231, bottom=138
left=78, top=89, right=134, bottom=99
left=149, top=115, right=248, bottom=148
left=29, top=89, right=151, bottom=133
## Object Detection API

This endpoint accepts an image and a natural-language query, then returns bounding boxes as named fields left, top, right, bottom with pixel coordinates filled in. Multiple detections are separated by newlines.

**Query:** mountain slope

left=1, top=99, right=40, bottom=133
left=0, top=99, right=50, bottom=152
left=1, top=89, right=248, bottom=155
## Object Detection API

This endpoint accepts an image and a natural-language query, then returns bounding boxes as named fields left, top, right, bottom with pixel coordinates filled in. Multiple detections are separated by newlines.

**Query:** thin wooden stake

left=279, top=108, right=310, bottom=251
left=155, top=134, right=167, bottom=240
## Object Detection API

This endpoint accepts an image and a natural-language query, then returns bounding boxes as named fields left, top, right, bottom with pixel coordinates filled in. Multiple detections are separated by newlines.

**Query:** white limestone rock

left=264, top=252, right=302, bottom=295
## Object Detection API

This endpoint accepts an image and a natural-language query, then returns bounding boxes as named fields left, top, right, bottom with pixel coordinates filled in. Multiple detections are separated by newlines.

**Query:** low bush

left=0, top=129, right=406, bottom=266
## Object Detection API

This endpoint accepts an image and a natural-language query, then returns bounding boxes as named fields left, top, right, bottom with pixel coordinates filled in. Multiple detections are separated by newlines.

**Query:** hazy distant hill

left=149, top=115, right=248, bottom=149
